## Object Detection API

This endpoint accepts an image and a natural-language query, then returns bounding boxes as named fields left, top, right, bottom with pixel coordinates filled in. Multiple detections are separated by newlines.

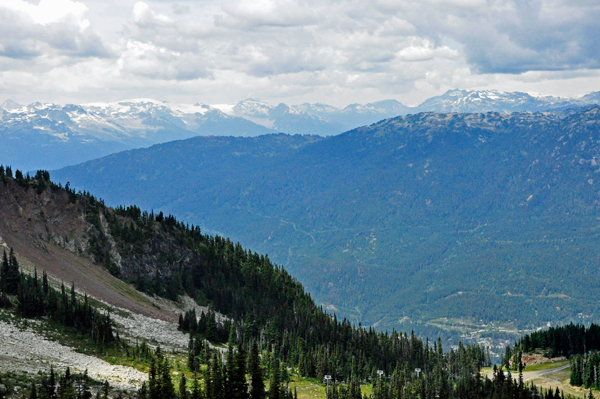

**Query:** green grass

left=287, top=375, right=327, bottom=399
left=286, top=373, right=373, bottom=399
left=523, top=360, right=570, bottom=372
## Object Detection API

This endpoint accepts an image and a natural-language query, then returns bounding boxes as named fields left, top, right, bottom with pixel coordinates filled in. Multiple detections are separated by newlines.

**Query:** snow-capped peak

left=0, top=99, right=22, bottom=111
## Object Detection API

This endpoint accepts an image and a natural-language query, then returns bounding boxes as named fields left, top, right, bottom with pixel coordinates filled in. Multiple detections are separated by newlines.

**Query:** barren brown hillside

left=0, top=178, right=176, bottom=321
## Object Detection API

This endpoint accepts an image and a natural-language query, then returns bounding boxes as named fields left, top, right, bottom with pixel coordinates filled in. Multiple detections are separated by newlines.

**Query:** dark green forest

left=570, top=353, right=600, bottom=390
left=514, top=323, right=600, bottom=358
left=506, top=323, right=600, bottom=392
left=52, top=106, right=600, bottom=335
left=0, top=168, right=584, bottom=399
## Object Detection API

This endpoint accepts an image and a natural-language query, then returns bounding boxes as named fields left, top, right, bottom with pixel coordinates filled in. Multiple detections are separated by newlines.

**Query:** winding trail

left=522, top=364, right=570, bottom=383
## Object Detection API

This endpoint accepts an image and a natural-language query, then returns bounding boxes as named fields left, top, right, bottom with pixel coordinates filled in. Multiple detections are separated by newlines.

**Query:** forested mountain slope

left=0, top=167, right=498, bottom=399
left=54, top=106, right=600, bottom=339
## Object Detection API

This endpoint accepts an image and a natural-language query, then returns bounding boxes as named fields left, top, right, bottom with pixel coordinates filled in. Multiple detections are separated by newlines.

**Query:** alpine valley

left=2, top=90, right=600, bottom=399
left=0, top=168, right=579, bottom=399
left=52, top=100, right=600, bottom=349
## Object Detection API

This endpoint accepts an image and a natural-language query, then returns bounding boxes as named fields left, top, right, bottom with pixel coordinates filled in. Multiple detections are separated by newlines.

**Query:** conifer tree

left=6, top=248, right=19, bottom=294
left=58, top=367, right=76, bottom=399
left=249, top=342, right=265, bottom=399
left=204, top=359, right=214, bottom=399
left=101, top=381, right=109, bottom=399
left=209, top=353, right=224, bottom=399
left=139, top=382, right=148, bottom=399
left=42, top=270, right=49, bottom=295
left=159, top=359, right=176, bottom=399
left=0, top=250, right=8, bottom=291
left=179, top=374, right=188, bottom=399
left=191, top=374, right=202, bottom=399
left=268, top=358, right=282, bottom=399
left=47, top=365, right=57, bottom=399
left=225, top=343, right=236, bottom=399
left=79, top=370, right=93, bottom=399
left=29, top=382, right=37, bottom=399
left=149, top=357, right=159, bottom=399
left=232, top=346, right=249, bottom=399
left=70, top=282, right=76, bottom=309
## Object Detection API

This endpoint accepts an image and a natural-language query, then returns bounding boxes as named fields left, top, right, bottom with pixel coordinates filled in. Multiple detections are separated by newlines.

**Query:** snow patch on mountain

left=3, top=89, right=600, bottom=171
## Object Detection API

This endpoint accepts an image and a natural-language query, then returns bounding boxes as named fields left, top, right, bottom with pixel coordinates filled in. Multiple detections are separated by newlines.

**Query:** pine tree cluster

left=515, top=323, right=600, bottom=358
left=0, top=247, right=115, bottom=347
left=570, top=352, right=600, bottom=389
left=26, top=366, right=96, bottom=399
left=140, top=344, right=294, bottom=399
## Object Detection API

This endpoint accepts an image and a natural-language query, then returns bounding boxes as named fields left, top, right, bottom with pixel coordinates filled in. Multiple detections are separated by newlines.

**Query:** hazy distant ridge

left=2, top=89, right=600, bottom=170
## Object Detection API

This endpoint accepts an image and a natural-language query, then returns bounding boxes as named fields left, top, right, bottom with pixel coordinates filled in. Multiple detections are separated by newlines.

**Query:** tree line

left=513, top=323, right=600, bottom=358
left=5, top=366, right=119, bottom=399
left=138, top=343, right=294, bottom=399
left=570, top=352, right=600, bottom=390
left=0, top=246, right=115, bottom=347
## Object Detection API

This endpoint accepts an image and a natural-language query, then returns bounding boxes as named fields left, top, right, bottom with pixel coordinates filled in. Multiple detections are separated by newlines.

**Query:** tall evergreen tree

left=29, top=382, right=37, bottom=399
left=58, top=367, right=76, bottom=399
left=191, top=374, right=202, bottom=399
left=42, top=270, right=49, bottom=295
left=179, top=374, right=188, bottom=399
left=249, top=342, right=266, bottom=399
left=268, top=357, right=282, bottom=399
left=6, top=248, right=20, bottom=294
left=101, top=381, right=109, bottom=399
left=225, top=343, right=236, bottom=399
left=232, top=346, right=248, bottom=399
left=0, top=250, right=8, bottom=291
left=159, top=359, right=176, bottom=399
left=48, top=365, right=57, bottom=399
left=79, top=370, right=92, bottom=399
left=149, top=357, right=159, bottom=399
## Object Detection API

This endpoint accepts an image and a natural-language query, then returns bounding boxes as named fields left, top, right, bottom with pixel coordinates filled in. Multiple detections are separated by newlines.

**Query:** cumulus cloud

left=404, top=0, right=600, bottom=73
left=1, top=0, right=600, bottom=106
left=120, top=0, right=600, bottom=87
left=133, top=2, right=172, bottom=25
left=0, top=0, right=112, bottom=66
left=219, top=0, right=317, bottom=28
left=171, top=3, right=190, bottom=15
left=119, top=40, right=210, bottom=81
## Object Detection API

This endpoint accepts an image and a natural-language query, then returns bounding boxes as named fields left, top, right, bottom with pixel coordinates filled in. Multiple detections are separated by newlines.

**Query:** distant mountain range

left=54, top=105, right=600, bottom=340
left=3, top=89, right=600, bottom=170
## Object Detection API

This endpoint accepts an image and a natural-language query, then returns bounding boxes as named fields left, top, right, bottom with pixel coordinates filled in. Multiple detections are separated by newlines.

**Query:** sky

left=1, top=0, right=600, bottom=107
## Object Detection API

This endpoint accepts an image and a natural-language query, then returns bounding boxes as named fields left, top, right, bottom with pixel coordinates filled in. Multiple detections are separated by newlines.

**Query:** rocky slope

left=0, top=177, right=226, bottom=395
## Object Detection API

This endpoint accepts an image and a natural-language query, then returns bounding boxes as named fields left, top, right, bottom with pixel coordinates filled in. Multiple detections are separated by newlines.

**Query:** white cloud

left=1, top=0, right=88, bottom=25
left=119, top=40, right=210, bottom=80
left=0, top=0, right=111, bottom=67
left=220, top=0, right=317, bottom=28
left=1, top=0, right=600, bottom=107
left=133, top=2, right=172, bottom=24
